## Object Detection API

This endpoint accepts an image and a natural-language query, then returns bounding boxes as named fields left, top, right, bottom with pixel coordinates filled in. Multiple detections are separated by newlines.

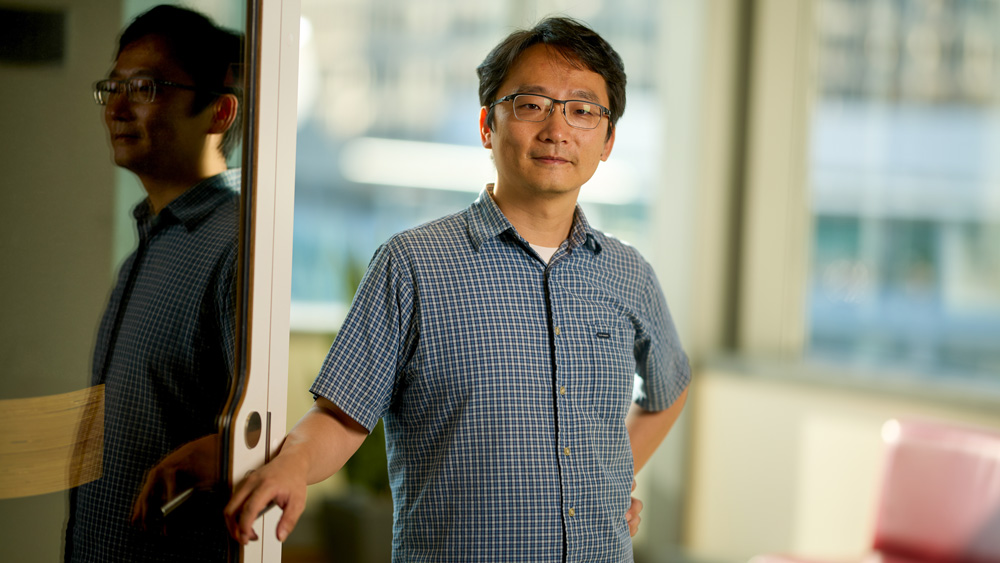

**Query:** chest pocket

left=587, top=311, right=636, bottom=421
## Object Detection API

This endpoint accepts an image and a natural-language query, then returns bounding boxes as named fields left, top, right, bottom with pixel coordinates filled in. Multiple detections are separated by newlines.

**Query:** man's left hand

left=626, top=479, right=643, bottom=537
left=132, top=433, right=220, bottom=532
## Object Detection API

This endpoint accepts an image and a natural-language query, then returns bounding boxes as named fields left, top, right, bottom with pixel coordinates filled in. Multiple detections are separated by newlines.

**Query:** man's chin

left=532, top=182, right=583, bottom=198
left=112, top=151, right=147, bottom=174
left=524, top=170, right=590, bottom=196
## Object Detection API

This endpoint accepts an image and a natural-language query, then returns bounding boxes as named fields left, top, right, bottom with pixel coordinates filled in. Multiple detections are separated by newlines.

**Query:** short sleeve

left=310, top=240, right=418, bottom=431
left=214, top=236, right=239, bottom=380
left=631, top=262, right=690, bottom=411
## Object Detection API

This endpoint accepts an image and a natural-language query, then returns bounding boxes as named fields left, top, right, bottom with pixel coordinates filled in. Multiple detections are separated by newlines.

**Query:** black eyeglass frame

left=488, top=93, right=612, bottom=130
left=92, top=76, right=231, bottom=105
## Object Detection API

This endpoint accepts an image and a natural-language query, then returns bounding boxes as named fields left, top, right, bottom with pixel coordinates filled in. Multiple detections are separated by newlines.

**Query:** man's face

left=104, top=35, right=215, bottom=179
left=480, top=44, right=615, bottom=201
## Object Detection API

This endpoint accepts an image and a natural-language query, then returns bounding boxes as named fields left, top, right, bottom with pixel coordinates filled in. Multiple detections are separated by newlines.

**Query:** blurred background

left=280, top=0, right=1000, bottom=562
left=2, top=0, right=998, bottom=561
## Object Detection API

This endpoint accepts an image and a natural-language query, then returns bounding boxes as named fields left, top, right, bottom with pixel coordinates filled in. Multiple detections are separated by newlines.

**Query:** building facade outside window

left=808, top=0, right=1000, bottom=379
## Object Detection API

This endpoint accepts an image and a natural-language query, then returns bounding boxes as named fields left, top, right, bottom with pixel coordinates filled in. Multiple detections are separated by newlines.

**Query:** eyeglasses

left=92, top=77, right=203, bottom=105
left=489, top=93, right=611, bottom=130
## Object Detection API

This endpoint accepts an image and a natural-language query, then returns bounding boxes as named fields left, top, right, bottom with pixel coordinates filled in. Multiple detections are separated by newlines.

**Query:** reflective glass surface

left=0, top=1, right=247, bottom=561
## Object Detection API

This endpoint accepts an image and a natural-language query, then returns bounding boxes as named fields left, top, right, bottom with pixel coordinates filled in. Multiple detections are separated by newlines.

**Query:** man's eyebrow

left=513, top=84, right=548, bottom=95
left=108, top=68, right=158, bottom=79
left=513, top=85, right=602, bottom=103
left=568, top=89, right=602, bottom=103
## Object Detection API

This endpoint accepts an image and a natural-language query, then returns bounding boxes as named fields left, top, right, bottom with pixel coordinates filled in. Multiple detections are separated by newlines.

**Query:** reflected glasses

left=489, top=93, right=611, bottom=130
left=93, top=77, right=203, bottom=105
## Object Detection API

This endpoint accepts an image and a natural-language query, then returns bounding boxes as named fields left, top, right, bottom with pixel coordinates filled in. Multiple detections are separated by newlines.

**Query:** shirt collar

left=133, top=169, right=241, bottom=231
left=467, top=184, right=603, bottom=255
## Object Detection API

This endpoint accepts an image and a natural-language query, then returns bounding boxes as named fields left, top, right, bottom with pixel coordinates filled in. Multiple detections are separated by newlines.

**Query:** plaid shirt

left=312, top=187, right=690, bottom=563
left=66, top=170, right=239, bottom=562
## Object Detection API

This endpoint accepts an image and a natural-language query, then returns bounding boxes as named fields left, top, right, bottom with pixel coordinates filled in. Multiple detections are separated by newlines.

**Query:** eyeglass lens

left=94, top=78, right=157, bottom=105
left=511, top=94, right=603, bottom=129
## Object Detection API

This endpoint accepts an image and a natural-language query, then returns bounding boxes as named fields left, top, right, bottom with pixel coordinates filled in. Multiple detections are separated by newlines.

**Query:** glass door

left=0, top=0, right=251, bottom=560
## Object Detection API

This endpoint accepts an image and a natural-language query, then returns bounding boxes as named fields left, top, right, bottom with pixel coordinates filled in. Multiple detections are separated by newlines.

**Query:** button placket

left=547, top=266, right=581, bottom=536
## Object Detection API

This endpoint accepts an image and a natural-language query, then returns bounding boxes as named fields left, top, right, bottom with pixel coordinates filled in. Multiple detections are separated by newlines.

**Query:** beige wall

left=0, top=1, right=122, bottom=560
left=685, top=366, right=1000, bottom=562
left=0, top=0, right=122, bottom=398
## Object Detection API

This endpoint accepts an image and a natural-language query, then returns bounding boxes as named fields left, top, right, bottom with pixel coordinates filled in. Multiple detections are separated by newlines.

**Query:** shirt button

left=563, top=447, right=571, bottom=456
left=568, top=508, right=576, bottom=517
left=554, top=326, right=561, bottom=336
left=559, top=385, right=566, bottom=396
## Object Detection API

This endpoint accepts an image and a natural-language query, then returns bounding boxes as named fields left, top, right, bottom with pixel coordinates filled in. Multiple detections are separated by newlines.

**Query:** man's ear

left=209, top=94, right=239, bottom=134
left=600, top=124, right=616, bottom=162
left=479, top=106, right=492, bottom=149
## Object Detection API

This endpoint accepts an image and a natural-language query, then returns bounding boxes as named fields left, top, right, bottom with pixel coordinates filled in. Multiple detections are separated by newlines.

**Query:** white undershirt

left=529, top=243, right=559, bottom=264
left=484, top=186, right=561, bottom=264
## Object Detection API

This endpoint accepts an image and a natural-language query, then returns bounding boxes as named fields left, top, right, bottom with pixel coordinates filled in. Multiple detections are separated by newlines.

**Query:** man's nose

left=106, top=91, right=134, bottom=119
left=538, top=102, right=571, bottom=141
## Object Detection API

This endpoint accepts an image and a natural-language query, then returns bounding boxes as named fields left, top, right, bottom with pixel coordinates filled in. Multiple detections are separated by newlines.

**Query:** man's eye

left=516, top=99, right=545, bottom=111
left=132, top=80, right=155, bottom=95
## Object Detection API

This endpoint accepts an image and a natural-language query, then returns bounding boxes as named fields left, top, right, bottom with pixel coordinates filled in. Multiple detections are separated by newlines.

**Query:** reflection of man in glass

left=65, top=5, right=242, bottom=562
left=228, top=17, right=690, bottom=561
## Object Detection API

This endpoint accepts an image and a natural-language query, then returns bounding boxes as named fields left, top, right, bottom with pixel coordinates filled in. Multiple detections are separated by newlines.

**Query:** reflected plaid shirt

left=312, top=187, right=690, bottom=563
left=67, top=170, right=240, bottom=562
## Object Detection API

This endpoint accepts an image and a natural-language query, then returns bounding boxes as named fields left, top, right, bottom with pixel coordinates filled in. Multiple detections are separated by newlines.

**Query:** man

left=65, top=5, right=242, bottom=562
left=226, top=16, right=690, bottom=562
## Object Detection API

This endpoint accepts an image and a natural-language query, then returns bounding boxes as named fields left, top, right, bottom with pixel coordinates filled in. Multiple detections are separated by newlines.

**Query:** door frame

left=223, top=0, right=300, bottom=560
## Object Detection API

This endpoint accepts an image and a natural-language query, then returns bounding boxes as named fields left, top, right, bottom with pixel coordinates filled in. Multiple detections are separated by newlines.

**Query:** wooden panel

left=0, top=385, right=104, bottom=499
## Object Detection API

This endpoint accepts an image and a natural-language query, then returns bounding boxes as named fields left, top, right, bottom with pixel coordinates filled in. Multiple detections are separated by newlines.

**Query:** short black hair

left=117, top=4, right=244, bottom=159
left=477, top=17, right=626, bottom=136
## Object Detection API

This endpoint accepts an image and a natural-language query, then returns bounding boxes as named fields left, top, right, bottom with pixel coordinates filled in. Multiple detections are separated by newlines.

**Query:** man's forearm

left=224, top=396, right=369, bottom=543
left=626, top=386, right=689, bottom=473
left=279, top=396, right=369, bottom=485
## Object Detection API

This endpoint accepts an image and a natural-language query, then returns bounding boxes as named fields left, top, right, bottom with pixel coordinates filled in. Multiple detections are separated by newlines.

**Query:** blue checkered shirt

left=311, top=188, right=690, bottom=563
left=67, top=170, right=240, bottom=562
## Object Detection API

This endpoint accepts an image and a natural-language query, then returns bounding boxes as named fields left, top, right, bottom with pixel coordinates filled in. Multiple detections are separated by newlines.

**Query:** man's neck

left=488, top=183, right=578, bottom=247
left=139, top=160, right=228, bottom=215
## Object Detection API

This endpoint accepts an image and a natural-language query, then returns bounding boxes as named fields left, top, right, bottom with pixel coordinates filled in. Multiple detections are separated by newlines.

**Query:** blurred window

left=808, top=0, right=1000, bottom=377
left=291, top=0, right=662, bottom=331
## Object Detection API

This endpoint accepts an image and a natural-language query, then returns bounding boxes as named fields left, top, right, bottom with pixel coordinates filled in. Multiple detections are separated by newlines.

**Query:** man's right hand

left=223, top=451, right=309, bottom=544
left=223, top=397, right=369, bottom=545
